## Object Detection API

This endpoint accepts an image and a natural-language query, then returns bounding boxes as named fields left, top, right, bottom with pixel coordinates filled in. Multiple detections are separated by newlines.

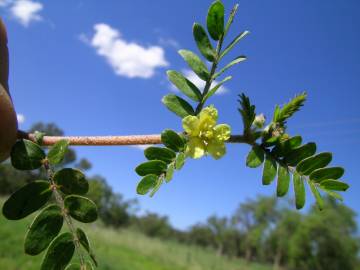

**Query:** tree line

left=0, top=122, right=359, bottom=270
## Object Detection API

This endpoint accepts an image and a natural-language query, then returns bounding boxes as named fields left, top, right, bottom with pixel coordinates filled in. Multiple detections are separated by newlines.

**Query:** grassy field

left=0, top=201, right=271, bottom=270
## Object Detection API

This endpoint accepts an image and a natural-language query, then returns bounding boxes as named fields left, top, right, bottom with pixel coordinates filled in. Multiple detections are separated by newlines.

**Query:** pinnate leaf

left=220, top=31, right=250, bottom=59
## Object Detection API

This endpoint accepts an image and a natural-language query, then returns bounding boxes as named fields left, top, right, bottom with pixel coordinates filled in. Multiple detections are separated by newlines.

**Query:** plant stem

left=43, top=161, right=86, bottom=267
left=18, top=130, right=249, bottom=146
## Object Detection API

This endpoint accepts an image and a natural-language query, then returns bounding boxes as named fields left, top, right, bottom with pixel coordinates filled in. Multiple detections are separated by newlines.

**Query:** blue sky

left=1, top=0, right=360, bottom=229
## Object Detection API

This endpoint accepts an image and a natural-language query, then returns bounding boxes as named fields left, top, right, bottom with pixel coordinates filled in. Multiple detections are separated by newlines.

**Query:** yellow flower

left=182, top=106, right=231, bottom=159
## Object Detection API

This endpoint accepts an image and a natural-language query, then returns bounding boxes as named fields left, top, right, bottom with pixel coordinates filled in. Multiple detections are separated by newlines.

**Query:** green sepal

left=277, top=166, right=290, bottom=197
left=262, top=154, right=277, bottom=185
left=161, top=129, right=185, bottom=152
left=40, top=232, right=75, bottom=270
left=178, top=50, right=209, bottom=81
left=10, top=139, right=45, bottom=170
left=24, top=204, right=63, bottom=255
left=167, top=70, right=202, bottom=102
left=53, top=168, right=89, bottom=195
left=64, top=195, right=98, bottom=223
left=246, top=145, right=264, bottom=168
left=135, top=160, right=168, bottom=176
left=296, top=152, right=332, bottom=176
left=2, top=180, right=52, bottom=220
left=47, top=139, right=69, bottom=165
left=293, top=173, right=305, bottom=209
left=137, top=174, right=158, bottom=195
left=144, top=147, right=176, bottom=164
left=207, top=0, right=225, bottom=41
left=162, top=94, right=195, bottom=118
left=309, top=167, right=344, bottom=183
left=193, top=23, right=216, bottom=62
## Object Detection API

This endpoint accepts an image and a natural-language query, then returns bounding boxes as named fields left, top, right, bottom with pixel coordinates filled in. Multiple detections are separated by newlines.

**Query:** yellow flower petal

left=182, top=116, right=200, bottom=136
left=185, top=137, right=206, bottom=159
left=199, top=106, right=218, bottom=130
left=207, top=141, right=226, bottom=160
left=213, top=124, right=231, bottom=142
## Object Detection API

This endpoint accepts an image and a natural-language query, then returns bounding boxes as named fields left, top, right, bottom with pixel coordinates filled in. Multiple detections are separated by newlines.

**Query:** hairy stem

left=18, top=130, right=249, bottom=146
left=43, top=161, right=86, bottom=267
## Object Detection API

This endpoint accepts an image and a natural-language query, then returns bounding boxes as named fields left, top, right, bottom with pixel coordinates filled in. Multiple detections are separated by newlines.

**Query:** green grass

left=0, top=200, right=271, bottom=270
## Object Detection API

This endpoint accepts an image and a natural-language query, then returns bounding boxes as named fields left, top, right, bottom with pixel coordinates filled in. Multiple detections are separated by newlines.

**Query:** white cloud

left=16, top=113, right=25, bottom=124
left=88, top=23, right=169, bottom=79
left=9, top=0, right=43, bottom=26
left=131, top=145, right=152, bottom=150
left=170, top=69, right=228, bottom=95
left=158, top=37, right=180, bottom=49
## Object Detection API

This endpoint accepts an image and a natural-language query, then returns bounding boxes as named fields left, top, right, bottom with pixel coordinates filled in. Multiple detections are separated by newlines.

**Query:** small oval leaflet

left=296, top=152, right=332, bottom=176
left=277, top=166, right=290, bottom=197
left=165, top=163, right=175, bottom=182
left=193, top=23, right=215, bottom=62
left=262, top=154, right=277, bottom=185
left=178, top=49, right=209, bottom=81
left=309, top=167, right=344, bottom=183
left=175, top=152, right=186, bottom=170
left=47, top=139, right=69, bottom=165
left=10, top=139, right=45, bottom=170
left=309, top=181, right=324, bottom=211
left=64, top=195, right=98, bottom=223
left=272, top=136, right=302, bottom=157
left=135, top=160, right=168, bottom=176
left=293, top=173, right=305, bottom=209
left=2, top=180, right=52, bottom=220
left=320, top=180, right=349, bottom=191
left=284, top=142, right=317, bottom=166
left=40, top=232, right=75, bottom=270
left=162, top=94, right=195, bottom=118
left=246, top=145, right=264, bottom=168
left=207, top=0, right=225, bottom=40
left=137, top=174, right=158, bottom=195
left=161, top=129, right=185, bottom=152
left=144, top=147, right=176, bottom=164
left=77, top=228, right=98, bottom=267
left=24, top=204, right=63, bottom=255
left=167, top=70, right=202, bottom=102
left=53, top=168, right=89, bottom=195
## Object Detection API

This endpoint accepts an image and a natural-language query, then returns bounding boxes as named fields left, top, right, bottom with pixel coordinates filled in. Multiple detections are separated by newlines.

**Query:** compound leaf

left=214, top=56, right=246, bottom=79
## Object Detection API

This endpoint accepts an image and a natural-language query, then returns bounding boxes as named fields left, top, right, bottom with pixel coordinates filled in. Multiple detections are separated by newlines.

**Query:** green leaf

left=320, top=180, right=349, bottom=191
left=296, top=152, right=332, bottom=175
left=207, top=0, right=224, bottom=41
left=178, top=50, right=209, bottom=81
left=2, top=180, right=52, bottom=220
left=284, top=142, right=317, bottom=166
left=175, top=152, right=186, bottom=170
left=150, top=176, right=164, bottom=197
left=273, top=92, right=307, bottom=124
left=137, top=174, right=158, bottom=195
left=165, top=163, right=175, bottom=182
left=10, top=139, right=45, bottom=170
left=77, top=228, right=98, bottom=267
left=272, top=136, right=302, bottom=157
left=65, top=262, right=94, bottom=270
left=277, top=166, right=290, bottom=197
left=53, top=168, right=89, bottom=195
left=220, top=31, right=250, bottom=59
left=203, top=76, right=232, bottom=102
left=322, top=189, right=343, bottom=201
left=135, top=160, right=168, bottom=176
left=162, top=94, right=195, bottom=118
left=40, top=232, right=75, bottom=270
left=309, top=181, right=324, bottom=211
left=238, top=93, right=256, bottom=133
left=309, top=167, right=344, bottom=183
left=193, top=23, right=216, bottom=62
left=161, top=129, right=185, bottom=152
left=34, top=131, right=45, bottom=145
left=24, top=204, right=63, bottom=255
left=293, top=173, right=305, bottom=209
left=214, top=56, right=246, bottom=79
left=262, top=154, right=277, bottom=185
left=144, top=147, right=176, bottom=164
left=167, top=70, right=202, bottom=102
left=47, top=140, right=69, bottom=165
left=64, top=195, right=98, bottom=223
left=223, top=4, right=239, bottom=37
left=246, top=146, right=264, bottom=168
